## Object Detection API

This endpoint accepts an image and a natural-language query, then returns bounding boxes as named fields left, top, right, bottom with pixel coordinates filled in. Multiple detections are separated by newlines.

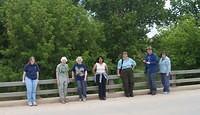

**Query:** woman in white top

left=92, top=56, right=108, bottom=100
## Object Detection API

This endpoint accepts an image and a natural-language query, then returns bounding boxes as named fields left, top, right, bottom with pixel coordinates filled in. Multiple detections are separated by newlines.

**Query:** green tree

left=170, top=0, right=200, bottom=25
left=0, top=0, right=105, bottom=81
left=84, top=0, right=169, bottom=65
left=153, top=16, right=200, bottom=69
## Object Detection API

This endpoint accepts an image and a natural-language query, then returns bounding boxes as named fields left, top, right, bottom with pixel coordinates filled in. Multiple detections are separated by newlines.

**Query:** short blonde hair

left=76, top=56, right=83, bottom=63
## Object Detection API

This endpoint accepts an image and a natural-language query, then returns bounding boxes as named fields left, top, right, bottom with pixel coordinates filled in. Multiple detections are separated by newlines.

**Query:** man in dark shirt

left=143, top=46, right=159, bottom=95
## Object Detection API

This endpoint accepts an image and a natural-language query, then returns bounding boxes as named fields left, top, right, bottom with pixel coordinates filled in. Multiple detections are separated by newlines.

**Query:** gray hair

left=60, top=56, right=68, bottom=62
left=76, top=56, right=83, bottom=63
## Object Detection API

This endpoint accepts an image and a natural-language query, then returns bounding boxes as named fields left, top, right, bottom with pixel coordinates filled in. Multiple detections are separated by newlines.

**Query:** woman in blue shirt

left=159, top=52, right=171, bottom=94
left=117, top=51, right=136, bottom=97
left=22, top=56, right=40, bottom=106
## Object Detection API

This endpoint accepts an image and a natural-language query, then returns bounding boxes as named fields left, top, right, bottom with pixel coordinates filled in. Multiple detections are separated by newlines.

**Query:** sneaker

left=163, top=92, right=169, bottom=95
left=102, top=97, right=106, bottom=100
left=28, top=102, right=33, bottom=106
left=79, top=98, right=83, bottom=101
left=61, top=100, right=66, bottom=104
left=147, top=92, right=152, bottom=95
left=151, top=91, right=157, bottom=95
left=130, top=93, right=134, bottom=97
left=32, top=101, right=37, bottom=106
left=65, top=98, right=69, bottom=103
left=83, top=98, right=87, bottom=102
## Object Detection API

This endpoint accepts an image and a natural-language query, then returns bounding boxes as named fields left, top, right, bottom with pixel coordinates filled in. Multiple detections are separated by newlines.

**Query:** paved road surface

left=1, top=89, right=200, bottom=115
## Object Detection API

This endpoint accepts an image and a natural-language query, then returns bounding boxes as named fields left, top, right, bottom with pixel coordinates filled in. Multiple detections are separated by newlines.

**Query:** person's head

left=60, top=57, right=68, bottom=64
left=76, top=56, right=83, bottom=64
left=28, top=56, right=36, bottom=65
left=161, top=52, right=167, bottom=59
left=122, top=51, right=128, bottom=59
left=96, top=56, right=104, bottom=64
left=146, top=46, right=153, bottom=54
left=28, top=56, right=35, bottom=65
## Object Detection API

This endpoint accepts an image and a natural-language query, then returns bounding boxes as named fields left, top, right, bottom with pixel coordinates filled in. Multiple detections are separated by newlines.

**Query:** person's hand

left=166, top=72, right=170, bottom=76
left=84, top=77, right=87, bottom=81
left=143, top=60, right=146, bottom=63
left=146, top=62, right=150, bottom=64
left=36, top=79, right=39, bottom=84
left=56, top=79, right=60, bottom=85
left=22, top=79, right=25, bottom=83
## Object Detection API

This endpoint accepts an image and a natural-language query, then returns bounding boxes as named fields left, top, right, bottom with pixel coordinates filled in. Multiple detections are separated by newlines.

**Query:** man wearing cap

left=117, top=51, right=136, bottom=97
left=143, top=46, right=159, bottom=95
left=56, top=56, right=69, bottom=104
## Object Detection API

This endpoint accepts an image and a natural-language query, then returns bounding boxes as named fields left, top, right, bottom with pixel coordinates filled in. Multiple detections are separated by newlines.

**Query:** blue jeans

left=76, top=80, right=87, bottom=99
left=147, top=72, right=157, bottom=92
left=25, top=77, right=38, bottom=103
left=160, top=73, right=170, bottom=92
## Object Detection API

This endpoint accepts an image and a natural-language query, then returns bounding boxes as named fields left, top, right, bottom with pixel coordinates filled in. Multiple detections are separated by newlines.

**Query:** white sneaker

left=32, top=101, right=37, bottom=106
left=83, top=98, right=87, bottom=102
left=163, top=92, right=169, bottom=95
left=28, top=102, right=32, bottom=106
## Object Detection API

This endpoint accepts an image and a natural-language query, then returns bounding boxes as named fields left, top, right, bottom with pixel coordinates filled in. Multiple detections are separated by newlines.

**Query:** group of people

left=22, top=46, right=171, bottom=106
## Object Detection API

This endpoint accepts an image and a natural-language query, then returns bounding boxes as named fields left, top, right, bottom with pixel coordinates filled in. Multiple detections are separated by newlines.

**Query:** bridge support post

left=171, top=74, right=176, bottom=87
left=108, top=79, right=115, bottom=93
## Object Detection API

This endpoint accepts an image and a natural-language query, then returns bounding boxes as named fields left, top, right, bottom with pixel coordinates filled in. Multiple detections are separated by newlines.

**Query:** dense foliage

left=0, top=0, right=199, bottom=81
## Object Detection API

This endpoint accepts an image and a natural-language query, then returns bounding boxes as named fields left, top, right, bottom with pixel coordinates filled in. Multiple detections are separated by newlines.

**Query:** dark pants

left=121, top=68, right=134, bottom=97
left=160, top=73, right=170, bottom=92
left=96, top=74, right=107, bottom=99
left=147, top=72, right=157, bottom=93
left=76, top=80, right=87, bottom=99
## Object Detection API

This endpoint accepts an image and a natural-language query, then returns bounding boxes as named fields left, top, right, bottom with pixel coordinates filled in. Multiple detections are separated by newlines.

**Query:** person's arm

left=72, top=71, right=75, bottom=79
left=56, top=65, right=59, bottom=84
left=130, top=58, right=136, bottom=68
left=143, top=55, right=147, bottom=63
left=66, top=64, right=69, bottom=77
left=84, top=71, right=88, bottom=81
left=36, top=64, right=40, bottom=81
left=22, top=65, right=27, bottom=83
left=92, top=64, right=97, bottom=74
left=117, top=60, right=121, bottom=76
left=105, top=64, right=108, bottom=74
left=84, top=65, right=88, bottom=81
left=22, top=72, right=26, bottom=83
left=66, top=64, right=70, bottom=83
left=166, top=58, right=171, bottom=76
left=36, top=72, right=39, bottom=80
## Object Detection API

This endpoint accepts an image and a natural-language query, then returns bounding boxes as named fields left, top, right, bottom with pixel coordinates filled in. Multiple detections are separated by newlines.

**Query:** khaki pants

left=57, top=76, right=68, bottom=101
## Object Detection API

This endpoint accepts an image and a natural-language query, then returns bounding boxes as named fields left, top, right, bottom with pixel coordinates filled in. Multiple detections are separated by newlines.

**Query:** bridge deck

left=1, top=89, right=200, bottom=115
